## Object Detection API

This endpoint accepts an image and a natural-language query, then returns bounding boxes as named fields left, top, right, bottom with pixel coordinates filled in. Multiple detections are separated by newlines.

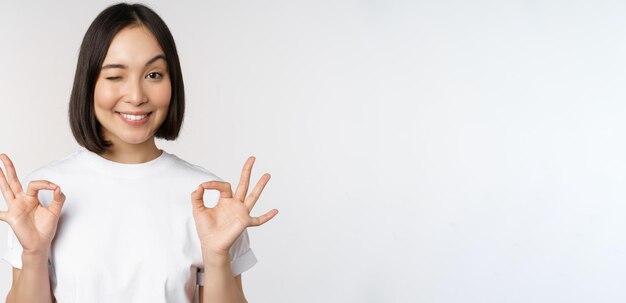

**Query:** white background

left=1, top=0, right=626, bottom=302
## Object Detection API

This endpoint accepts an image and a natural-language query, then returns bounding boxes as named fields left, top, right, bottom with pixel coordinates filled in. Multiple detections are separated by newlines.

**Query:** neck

left=100, top=137, right=162, bottom=164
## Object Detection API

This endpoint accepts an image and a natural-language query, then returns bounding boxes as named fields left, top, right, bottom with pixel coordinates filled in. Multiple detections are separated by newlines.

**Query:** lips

left=116, top=111, right=152, bottom=125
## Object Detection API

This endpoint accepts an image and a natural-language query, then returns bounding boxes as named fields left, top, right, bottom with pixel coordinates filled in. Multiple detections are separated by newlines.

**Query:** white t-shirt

left=2, top=149, right=257, bottom=303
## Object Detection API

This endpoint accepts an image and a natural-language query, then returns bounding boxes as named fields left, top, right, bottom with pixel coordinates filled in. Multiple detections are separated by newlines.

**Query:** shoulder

left=163, top=152, right=223, bottom=183
left=21, top=150, right=82, bottom=183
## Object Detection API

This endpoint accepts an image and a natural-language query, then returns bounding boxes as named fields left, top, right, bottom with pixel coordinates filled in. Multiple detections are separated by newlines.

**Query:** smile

left=116, top=111, right=152, bottom=125
left=121, top=113, right=148, bottom=120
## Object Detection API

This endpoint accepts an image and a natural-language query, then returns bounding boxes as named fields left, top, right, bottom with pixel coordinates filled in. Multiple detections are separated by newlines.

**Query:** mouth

left=115, top=111, right=152, bottom=121
left=115, top=111, right=153, bottom=125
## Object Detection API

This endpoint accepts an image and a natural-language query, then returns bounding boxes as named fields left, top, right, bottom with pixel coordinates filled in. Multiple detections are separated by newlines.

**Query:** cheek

left=94, top=81, right=118, bottom=110
left=150, top=81, right=172, bottom=108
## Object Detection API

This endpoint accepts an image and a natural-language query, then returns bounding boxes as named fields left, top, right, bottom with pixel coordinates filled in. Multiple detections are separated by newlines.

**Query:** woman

left=0, top=3, right=277, bottom=302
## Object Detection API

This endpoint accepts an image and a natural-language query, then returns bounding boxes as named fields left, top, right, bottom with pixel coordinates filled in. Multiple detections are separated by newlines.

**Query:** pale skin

left=0, top=25, right=278, bottom=302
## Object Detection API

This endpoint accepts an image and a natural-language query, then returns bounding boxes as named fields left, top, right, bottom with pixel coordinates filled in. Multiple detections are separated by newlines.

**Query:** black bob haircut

left=69, top=3, right=184, bottom=154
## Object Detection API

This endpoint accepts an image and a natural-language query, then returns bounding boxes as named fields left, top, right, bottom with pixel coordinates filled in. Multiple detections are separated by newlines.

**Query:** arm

left=198, top=270, right=245, bottom=303
left=200, top=253, right=246, bottom=303
left=6, top=258, right=54, bottom=303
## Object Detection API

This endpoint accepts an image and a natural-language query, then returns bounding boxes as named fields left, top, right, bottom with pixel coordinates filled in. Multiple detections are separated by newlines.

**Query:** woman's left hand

left=191, top=156, right=278, bottom=258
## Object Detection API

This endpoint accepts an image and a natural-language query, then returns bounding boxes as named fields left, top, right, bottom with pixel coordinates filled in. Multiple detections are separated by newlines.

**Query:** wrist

left=22, top=245, right=50, bottom=257
left=21, top=251, right=49, bottom=267
left=201, top=249, right=231, bottom=268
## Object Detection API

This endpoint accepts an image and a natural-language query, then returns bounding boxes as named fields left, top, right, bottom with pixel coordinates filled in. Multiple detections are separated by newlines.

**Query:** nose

left=125, top=79, right=148, bottom=106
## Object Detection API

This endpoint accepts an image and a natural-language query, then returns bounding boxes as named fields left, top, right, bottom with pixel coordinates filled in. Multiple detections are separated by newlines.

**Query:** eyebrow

left=101, top=54, right=167, bottom=70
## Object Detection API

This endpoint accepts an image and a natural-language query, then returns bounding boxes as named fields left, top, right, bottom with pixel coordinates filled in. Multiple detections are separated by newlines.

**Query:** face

left=94, top=25, right=171, bottom=148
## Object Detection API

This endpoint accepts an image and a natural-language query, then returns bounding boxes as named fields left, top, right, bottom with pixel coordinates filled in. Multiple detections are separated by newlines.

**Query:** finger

left=0, top=154, right=23, bottom=195
left=191, top=184, right=206, bottom=210
left=249, top=209, right=279, bottom=227
left=47, top=187, right=66, bottom=216
left=26, top=181, right=58, bottom=198
left=0, top=165, right=16, bottom=202
left=201, top=181, right=233, bottom=199
left=244, top=173, right=271, bottom=210
left=234, top=156, right=255, bottom=202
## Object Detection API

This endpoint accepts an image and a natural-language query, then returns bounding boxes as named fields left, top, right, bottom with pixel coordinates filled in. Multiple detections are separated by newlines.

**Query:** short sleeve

left=196, top=229, right=257, bottom=286
left=2, top=227, right=23, bottom=269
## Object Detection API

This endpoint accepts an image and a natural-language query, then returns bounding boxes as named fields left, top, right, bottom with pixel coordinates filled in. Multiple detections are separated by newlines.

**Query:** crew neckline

left=77, top=148, right=173, bottom=178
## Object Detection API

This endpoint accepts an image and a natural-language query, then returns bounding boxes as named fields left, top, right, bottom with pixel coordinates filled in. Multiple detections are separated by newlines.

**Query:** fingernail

left=49, top=183, right=58, bottom=189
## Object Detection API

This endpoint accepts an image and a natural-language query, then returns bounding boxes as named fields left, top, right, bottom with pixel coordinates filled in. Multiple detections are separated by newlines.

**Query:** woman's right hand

left=0, top=153, right=66, bottom=257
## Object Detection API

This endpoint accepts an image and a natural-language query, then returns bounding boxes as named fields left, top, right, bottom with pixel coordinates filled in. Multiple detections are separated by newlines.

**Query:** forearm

left=6, top=252, right=53, bottom=303
left=201, top=249, right=246, bottom=303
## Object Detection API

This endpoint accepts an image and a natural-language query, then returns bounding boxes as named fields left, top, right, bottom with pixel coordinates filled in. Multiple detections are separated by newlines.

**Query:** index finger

left=0, top=153, right=23, bottom=196
left=202, top=181, right=233, bottom=199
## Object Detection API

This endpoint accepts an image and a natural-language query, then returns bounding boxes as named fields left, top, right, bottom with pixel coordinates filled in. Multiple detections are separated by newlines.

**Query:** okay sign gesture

left=191, top=156, right=278, bottom=257
left=0, top=153, right=66, bottom=256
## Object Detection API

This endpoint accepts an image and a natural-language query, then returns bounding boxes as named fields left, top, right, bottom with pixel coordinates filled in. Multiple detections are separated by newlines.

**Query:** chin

left=104, top=128, right=156, bottom=146
left=116, top=134, right=153, bottom=145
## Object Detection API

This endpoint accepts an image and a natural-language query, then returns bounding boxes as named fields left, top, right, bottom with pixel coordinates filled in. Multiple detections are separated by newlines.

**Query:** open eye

left=146, top=72, right=162, bottom=79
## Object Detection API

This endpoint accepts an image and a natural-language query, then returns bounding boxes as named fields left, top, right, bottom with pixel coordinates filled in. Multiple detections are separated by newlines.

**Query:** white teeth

left=120, top=113, right=148, bottom=121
